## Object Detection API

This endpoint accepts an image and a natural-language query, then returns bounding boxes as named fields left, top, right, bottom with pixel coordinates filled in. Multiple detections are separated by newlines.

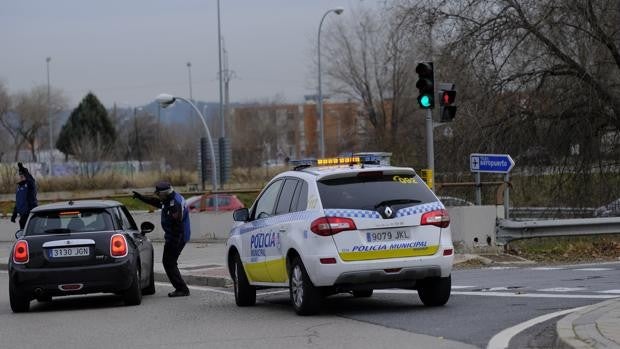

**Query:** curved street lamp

left=317, top=7, right=344, bottom=158
left=155, top=93, right=218, bottom=192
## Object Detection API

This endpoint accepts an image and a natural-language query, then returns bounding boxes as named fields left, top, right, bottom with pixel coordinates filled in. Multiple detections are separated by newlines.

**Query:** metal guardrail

left=496, top=217, right=620, bottom=244
left=509, top=207, right=596, bottom=219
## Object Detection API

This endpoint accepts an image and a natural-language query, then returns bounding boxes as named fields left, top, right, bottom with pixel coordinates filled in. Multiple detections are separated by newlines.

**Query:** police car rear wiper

left=374, top=199, right=421, bottom=209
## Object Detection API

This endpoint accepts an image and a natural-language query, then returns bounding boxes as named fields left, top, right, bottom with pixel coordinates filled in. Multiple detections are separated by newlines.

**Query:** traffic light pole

left=425, top=108, right=435, bottom=191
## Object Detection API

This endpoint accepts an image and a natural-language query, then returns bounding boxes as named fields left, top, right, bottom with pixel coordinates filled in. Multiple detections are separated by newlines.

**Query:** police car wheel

left=417, top=275, right=451, bottom=307
left=233, top=255, right=256, bottom=306
left=289, top=257, right=321, bottom=315
left=352, top=289, right=373, bottom=298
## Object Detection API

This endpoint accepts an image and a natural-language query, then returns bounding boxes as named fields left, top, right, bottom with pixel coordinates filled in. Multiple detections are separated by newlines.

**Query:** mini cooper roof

left=31, top=200, right=124, bottom=213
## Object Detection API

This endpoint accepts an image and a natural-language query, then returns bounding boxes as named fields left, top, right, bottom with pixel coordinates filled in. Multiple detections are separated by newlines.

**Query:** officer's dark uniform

left=11, top=163, right=38, bottom=229
left=133, top=182, right=191, bottom=297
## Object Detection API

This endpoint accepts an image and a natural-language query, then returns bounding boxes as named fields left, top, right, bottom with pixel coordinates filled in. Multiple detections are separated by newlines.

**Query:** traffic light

left=439, top=88, right=457, bottom=122
left=415, top=62, right=435, bottom=109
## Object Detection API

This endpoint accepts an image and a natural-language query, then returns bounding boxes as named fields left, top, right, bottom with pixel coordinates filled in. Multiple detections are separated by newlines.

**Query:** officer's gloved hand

left=10, top=213, right=16, bottom=223
left=132, top=191, right=141, bottom=199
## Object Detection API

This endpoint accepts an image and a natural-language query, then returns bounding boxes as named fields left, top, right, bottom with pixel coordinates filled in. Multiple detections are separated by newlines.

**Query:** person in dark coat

left=11, top=163, right=38, bottom=229
left=133, top=181, right=191, bottom=297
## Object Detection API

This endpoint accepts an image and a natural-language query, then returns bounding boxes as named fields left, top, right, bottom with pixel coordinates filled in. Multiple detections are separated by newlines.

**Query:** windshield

left=25, top=209, right=114, bottom=236
left=317, top=172, right=437, bottom=211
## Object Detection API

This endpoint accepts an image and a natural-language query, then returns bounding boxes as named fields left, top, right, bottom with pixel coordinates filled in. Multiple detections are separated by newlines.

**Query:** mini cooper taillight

left=311, top=217, right=357, bottom=236
left=421, top=209, right=450, bottom=228
left=13, top=240, right=29, bottom=264
left=110, top=234, right=128, bottom=257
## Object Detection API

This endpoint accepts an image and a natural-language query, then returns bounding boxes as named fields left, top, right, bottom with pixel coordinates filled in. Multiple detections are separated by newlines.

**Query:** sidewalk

left=1, top=241, right=618, bottom=348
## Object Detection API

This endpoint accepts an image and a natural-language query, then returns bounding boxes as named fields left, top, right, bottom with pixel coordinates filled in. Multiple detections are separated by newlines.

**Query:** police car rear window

left=317, top=173, right=436, bottom=210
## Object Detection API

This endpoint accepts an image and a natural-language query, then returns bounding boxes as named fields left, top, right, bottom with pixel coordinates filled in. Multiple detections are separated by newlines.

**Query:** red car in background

left=186, top=194, right=245, bottom=212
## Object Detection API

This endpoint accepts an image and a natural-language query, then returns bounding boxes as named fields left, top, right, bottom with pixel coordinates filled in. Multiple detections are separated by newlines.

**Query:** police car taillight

left=311, top=217, right=357, bottom=236
left=13, top=240, right=29, bottom=264
left=110, top=234, right=128, bottom=257
left=421, top=209, right=450, bottom=228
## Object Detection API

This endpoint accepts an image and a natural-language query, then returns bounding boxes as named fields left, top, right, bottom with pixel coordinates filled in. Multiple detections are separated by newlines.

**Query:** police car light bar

left=290, top=153, right=391, bottom=170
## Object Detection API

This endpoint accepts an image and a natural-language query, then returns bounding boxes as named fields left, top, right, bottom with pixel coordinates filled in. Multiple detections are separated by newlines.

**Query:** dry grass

left=507, top=235, right=620, bottom=263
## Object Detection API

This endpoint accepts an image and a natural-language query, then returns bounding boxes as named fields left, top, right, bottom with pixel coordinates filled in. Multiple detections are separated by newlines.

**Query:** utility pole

left=46, top=57, right=53, bottom=176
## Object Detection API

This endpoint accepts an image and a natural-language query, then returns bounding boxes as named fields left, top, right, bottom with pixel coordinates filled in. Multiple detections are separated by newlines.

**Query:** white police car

left=226, top=154, right=454, bottom=315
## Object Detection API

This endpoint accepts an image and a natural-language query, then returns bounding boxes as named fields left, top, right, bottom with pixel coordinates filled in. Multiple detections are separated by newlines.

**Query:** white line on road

left=486, top=306, right=586, bottom=349
left=375, top=289, right=619, bottom=299
left=155, top=282, right=288, bottom=297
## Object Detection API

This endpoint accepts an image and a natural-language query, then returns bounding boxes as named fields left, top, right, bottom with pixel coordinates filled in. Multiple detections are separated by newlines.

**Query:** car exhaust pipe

left=34, top=288, right=44, bottom=297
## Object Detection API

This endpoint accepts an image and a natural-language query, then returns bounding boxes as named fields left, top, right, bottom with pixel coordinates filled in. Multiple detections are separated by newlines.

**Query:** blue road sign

left=470, top=153, right=515, bottom=173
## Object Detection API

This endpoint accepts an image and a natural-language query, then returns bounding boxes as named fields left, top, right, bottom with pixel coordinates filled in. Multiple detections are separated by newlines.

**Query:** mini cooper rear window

left=317, top=173, right=437, bottom=210
left=25, top=209, right=115, bottom=236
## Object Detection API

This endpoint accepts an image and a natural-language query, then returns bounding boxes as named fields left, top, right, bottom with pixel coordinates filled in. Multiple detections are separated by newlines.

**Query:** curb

left=555, top=299, right=619, bottom=349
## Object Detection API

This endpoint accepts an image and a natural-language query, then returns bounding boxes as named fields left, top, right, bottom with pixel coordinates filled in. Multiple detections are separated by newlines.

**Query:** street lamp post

left=186, top=62, right=193, bottom=101
left=317, top=7, right=344, bottom=158
left=46, top=57, right=53, bottom=176
left=155, top=94, right=218, bottom=192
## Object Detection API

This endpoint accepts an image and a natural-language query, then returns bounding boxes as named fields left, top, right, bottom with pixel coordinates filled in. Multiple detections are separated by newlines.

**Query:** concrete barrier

left=0, top=211, right=236, bottom=243
left=1, top=207, right=503, bottom=252
left=447, top=205, right=504, bottom=253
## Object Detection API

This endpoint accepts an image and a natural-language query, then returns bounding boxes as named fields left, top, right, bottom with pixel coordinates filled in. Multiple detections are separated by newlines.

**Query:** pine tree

left=56, top=92, right=116, bottom=158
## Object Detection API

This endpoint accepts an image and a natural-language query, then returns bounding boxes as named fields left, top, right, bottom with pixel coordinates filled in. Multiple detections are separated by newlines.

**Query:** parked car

left=8, top=200, right=156, bottom=313
left=594, top=198, right=620, bottom=217
left=187, top=194, right=245, bottom=212
left=226, top=154, right=453, bottom=315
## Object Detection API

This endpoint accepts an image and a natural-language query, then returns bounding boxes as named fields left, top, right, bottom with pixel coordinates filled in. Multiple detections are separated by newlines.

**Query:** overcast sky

left=1, top=0, right=375, bottom=108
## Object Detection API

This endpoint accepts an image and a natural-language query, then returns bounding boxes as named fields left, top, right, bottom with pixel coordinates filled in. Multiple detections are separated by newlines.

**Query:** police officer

left=11, top=163, right=38, bottom=229
left=133, top=181, right=191, bottom=297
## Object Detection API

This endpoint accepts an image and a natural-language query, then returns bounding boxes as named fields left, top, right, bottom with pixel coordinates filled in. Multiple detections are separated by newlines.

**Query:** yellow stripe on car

left=339, top=246, right=439, bottom=261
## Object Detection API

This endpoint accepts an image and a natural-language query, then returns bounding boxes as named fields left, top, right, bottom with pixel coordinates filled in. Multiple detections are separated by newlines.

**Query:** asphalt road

left=0, top=272, right=474, bottom=349
left=1, top=261, right=618, bottom=348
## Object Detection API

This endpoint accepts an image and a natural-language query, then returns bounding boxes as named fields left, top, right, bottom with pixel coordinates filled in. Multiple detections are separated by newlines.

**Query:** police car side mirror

left=233, top=208, right=249, bottom=222
left=140, top=222, right=155, bottom=234
left=15, top=229, right=24, bottom=239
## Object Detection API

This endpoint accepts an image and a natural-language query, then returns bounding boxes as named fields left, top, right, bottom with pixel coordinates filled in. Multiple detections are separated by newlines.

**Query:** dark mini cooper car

left=8, top=200, right=156, bottom=313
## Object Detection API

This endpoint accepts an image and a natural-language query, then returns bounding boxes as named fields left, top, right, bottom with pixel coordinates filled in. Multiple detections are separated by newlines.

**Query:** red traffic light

left=440, top=90, right=456, bottom=106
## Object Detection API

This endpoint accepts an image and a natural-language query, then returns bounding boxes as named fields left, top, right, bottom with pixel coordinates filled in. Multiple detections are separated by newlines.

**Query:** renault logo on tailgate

left=384, top=206, right=393, bottom=218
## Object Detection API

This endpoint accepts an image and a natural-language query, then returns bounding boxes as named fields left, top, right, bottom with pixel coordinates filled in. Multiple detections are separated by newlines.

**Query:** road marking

left=155, top=282, right=288, bottom=297
left=452, top=285, right=476, bottom=289
left=529, top=267, right=564, bottom=271
left=537, top=287, right=587, bottom=292
left=155, top=282, right=234, bottom=296
left=374, top=289, right=618, bottom=299
left=573, top=268, right=612, bottom=271
left=598, top=289, right=620, bottom=294
left=451, top=291, right=616, bottom=299
left=486, top=306, right=586, bottom=349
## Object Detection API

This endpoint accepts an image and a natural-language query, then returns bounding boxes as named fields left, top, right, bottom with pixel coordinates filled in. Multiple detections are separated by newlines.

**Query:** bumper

left=9, top=258, right=135, bottom=299
left=305, top=246, right=454, bottom=287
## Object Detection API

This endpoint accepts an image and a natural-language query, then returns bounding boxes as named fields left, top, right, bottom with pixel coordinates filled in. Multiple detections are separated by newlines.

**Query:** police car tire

left=124, top=268, right=143, bottom=306
left=417, top=275, right=451, bottom=307
left=9, top=279, right=30, bottom=313
left=233, top=255, right=256, bottom=306
left=289, top=257, right=321, bottom=315
left=352, top=289, right=373, bottom=298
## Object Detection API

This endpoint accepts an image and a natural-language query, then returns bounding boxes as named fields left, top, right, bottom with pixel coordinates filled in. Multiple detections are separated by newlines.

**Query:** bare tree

left=321, top=5, right=426, bottom=163
left=0, top=84, right=67, bottom=161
